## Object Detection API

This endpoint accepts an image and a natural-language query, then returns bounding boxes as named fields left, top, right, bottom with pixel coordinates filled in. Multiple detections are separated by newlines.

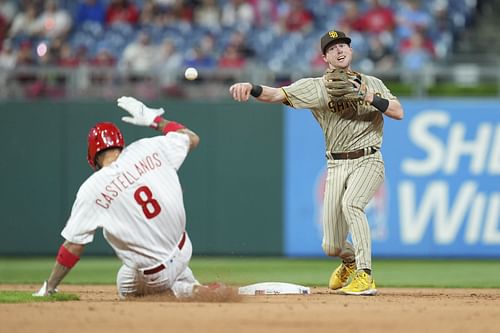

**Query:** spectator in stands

left=0, top=14, right=6, bottom=45
left=105, top=0, right=139, bottom=26
left=14, top=40, right=37, bottom=87
left=0, top=0, right=17, bottom=25
left=252, top=0, right=279, bottom=27
left=221, top=0, right=255, bottom=31
left=396, top=0, right=431, bottom=41
left=276, top=0, right=313, bottom=34
left=0, top=38, right=15, bottom=93
left=0, top=38, right=15, bottom=69
left=0, top=0, right=16, bottom=42
left=357, top=0, right=396, bottom=34
left=34, top=0, right=72, bottom=40
left=427, top=1, right=453, bottom=59
left=89, top=44, right=117, bottom=86
left=167, top=0, right=194, bottom=25
left=183, top=45, right=216, bottom=81
left=75, top=0, right=106, bottom=26
left=193, top=0, right=220, bottom=30
left=184, top=42, right=216, bottom=70
left=396, top=0, right=432, bottom=40
left=338, top=1, right=364, bottom=32
left=8, top=3, right=39, bottom=38
left=90, top=44, right=116, bottom=67
left=154, top=37, right=182, bottom=92
left=58, top=42, right=82, bottom=68
left=121, top=31, right=157, bottom=78
left=15, top=40, right=34, bottom=66
left=226, top=30, right=255, bottom=59
left=366, top=35, right=396, bottom=72
left=399, top=30, right=434, bottom=76
left=218, top=44, right=246, bottom=69
left=140, top=0, right=163, bottom=27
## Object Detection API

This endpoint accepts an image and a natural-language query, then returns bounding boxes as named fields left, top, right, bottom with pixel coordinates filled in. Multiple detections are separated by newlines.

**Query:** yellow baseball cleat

left=339, top=271, right=377, bottom=296
left=328, top=261, right=356, bottom=290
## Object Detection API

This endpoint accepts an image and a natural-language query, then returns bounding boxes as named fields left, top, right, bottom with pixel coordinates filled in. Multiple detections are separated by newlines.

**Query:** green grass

left=1, top=257, right=499, bottom=288
left=0, top=291, right=79, bottom=303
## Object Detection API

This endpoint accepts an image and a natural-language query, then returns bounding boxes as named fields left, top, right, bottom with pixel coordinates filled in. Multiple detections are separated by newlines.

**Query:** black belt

left=328, top=147, right=378, bottom=160
left=143, top=232, right=186, bottom=275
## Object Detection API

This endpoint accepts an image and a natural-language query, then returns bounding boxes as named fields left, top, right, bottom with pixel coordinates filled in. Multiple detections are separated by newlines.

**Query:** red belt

left=143, top=232, right=186, bottom=275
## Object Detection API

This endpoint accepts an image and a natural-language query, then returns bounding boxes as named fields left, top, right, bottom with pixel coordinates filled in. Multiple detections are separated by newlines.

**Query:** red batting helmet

left=87, top=122, right=125, bottom=170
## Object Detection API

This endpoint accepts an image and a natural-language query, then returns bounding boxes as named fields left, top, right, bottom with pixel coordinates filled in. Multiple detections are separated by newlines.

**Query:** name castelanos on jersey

left=95, top=152, right=162, bottom=209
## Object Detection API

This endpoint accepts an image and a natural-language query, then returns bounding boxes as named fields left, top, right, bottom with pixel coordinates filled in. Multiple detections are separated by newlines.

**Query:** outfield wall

left=1, top=99, right=499, bottom=257
left=0, top=100, right=283, bottom=255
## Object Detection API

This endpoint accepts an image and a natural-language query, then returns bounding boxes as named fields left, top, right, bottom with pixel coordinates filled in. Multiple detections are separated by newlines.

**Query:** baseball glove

left=324, top=69, right=365, bottom=103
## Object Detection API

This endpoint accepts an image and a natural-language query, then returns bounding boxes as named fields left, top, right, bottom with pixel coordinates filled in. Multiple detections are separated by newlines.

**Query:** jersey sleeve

left=61, top=189, right=101, bottom=244
left=372, top=76, right=397, bottom=100
left=282, top=78, right=323, bottom=109
left=156, top=132, right=190, bottom=171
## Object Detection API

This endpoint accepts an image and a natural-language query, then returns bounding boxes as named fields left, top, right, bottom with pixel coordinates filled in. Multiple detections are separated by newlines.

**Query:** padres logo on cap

left=328, top=31, right=338, bottom=38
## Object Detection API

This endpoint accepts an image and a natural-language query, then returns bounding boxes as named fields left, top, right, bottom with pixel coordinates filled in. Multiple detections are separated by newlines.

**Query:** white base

left=238, top=282, right=310, bottom=295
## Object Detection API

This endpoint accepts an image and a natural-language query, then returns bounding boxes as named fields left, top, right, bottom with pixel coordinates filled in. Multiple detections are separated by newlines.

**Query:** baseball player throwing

left=34, top=97, right=218, bottom=299
left=229, top=30, right=404, bottom=295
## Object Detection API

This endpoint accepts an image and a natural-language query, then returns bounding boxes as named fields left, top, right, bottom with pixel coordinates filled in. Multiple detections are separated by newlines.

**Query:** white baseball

left=184, top=67, right=198, bottom=80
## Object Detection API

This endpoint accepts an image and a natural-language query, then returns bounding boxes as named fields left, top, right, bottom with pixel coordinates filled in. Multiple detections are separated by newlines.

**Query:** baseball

left=184, top=67, right=198, bottom=80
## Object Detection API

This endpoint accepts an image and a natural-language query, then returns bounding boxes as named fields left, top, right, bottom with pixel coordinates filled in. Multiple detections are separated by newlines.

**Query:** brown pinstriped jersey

left=282, top=73, right=397, bottom=153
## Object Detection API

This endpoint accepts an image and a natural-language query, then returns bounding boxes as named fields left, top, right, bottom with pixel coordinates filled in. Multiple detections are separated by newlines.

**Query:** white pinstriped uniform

left=61, top=132, right=199, bottom=297
left=282, top=73, right=397, bottom=270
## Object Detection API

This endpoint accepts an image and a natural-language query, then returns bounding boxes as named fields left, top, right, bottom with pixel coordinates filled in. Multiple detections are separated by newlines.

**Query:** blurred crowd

left=0, top=0, right=478, bottom=97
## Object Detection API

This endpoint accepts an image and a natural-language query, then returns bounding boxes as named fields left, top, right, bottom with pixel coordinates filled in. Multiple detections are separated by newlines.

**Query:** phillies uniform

left=282, top=73, right=397, bottom=271
left=61, top=132, right=199, bottom=298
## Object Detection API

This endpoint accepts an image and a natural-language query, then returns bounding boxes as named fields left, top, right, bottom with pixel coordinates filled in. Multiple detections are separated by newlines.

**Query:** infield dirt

left=1, top=284, right=499, bottom=333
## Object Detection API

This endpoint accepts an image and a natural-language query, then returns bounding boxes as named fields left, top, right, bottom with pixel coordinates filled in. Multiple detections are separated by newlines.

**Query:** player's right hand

left=32, top=280, right=57, bottom=297
left=117, top=96, right=165, bottom=127
left=229, top=83, right=252, bottom=102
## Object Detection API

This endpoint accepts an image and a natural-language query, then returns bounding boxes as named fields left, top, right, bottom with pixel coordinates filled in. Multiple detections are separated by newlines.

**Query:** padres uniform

left=61, top=132, right=199, bottom=298
left=282, top=74, right=397, bottom=271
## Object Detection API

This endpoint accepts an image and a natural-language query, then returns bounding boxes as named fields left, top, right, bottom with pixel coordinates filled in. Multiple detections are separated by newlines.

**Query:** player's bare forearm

left=256, top=86, right=286, bottom=103
left=383, top=99, right=404, bottom=120
left=155, top=118, right=200, bottom=150
left=46, top=242, right=85, bottom=292
left=229, top=82, right=285, bottom=103
left=365, top=92, right=404, bottom=120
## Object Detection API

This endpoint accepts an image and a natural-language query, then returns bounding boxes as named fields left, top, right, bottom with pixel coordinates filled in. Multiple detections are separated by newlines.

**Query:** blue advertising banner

left=284, top=99, right=500, bottom=257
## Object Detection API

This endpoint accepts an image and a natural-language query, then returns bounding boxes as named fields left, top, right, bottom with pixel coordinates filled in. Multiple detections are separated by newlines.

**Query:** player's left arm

left=33, top=241, right=85, bottom=296
left=353, top=77, right=404, bottom=120
left=365, top=93, right=404, bottom=120
left=116, top=96, right=200, bottom=150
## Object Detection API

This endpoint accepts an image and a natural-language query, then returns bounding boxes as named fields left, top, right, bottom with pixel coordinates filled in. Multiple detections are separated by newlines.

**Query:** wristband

left=150, top=116, right=163, bottom=129
left=371, top=95, right=389, bottom=113
left=163, top=121, right=185, bottom=134
left=250, top=84, right=263, bottom=98
left=56, top=245, right=80, bottom=268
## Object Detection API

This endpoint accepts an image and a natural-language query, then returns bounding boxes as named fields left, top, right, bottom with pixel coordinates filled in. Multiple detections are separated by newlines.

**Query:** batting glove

left=117, top=96, right=165, bottom=127
left=32, top=280, right=58, bottom=297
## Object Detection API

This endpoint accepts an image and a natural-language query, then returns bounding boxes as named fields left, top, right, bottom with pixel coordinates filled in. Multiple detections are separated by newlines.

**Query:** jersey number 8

left=134, top=186, right=161, bottom=219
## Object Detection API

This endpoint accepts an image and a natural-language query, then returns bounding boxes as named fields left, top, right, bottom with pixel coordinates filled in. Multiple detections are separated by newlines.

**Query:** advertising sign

left=284, top=99, right=500, bottom=257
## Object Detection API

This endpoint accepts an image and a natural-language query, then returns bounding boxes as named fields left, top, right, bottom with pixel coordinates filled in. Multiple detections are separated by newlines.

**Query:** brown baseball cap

left=321, top=30, right=351, bottom=54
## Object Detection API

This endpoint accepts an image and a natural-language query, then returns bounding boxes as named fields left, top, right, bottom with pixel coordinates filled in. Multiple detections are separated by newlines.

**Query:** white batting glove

left=117, top=96, right=165, bottom=127
left=32, top=280, right=58, bottom=297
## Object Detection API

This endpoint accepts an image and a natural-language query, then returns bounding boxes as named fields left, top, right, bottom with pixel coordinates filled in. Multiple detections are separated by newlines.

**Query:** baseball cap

left=321, top=30, right=351, bottom=54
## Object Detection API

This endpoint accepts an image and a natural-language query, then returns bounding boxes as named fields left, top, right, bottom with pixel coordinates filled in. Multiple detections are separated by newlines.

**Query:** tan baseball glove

left=324, top=68, right=366, bottom=103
